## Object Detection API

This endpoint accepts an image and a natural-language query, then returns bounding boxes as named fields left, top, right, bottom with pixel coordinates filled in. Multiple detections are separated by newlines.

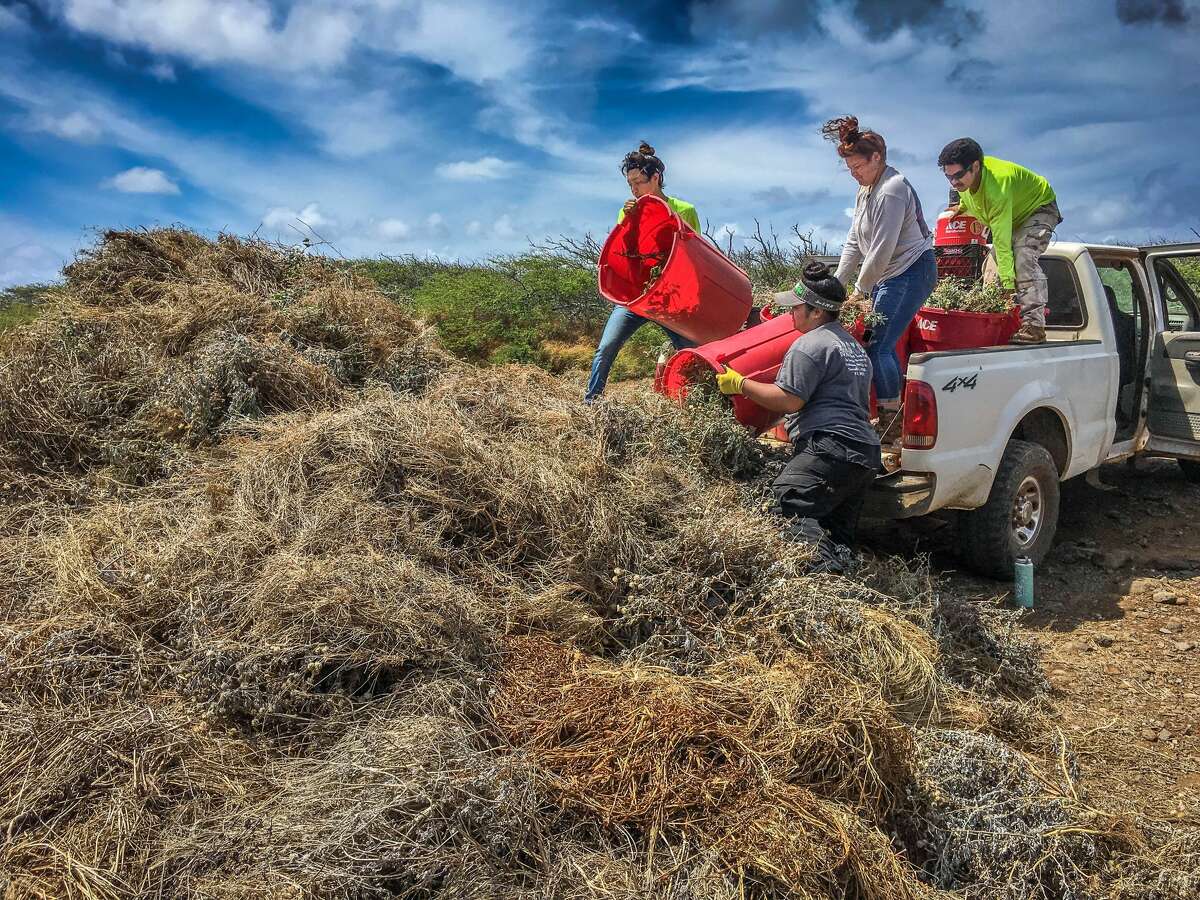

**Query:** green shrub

left=0, top=284, right=57, bottom=332
left=351, top=256, right=470, bottom=304
left=408, top=253, right=608, bottom=368
left=0, top=303, right=41, bottom=332
left=412, top=268, right=538, bottom=364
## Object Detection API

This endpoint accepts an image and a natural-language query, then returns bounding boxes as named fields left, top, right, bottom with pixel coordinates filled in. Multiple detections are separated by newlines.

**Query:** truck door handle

left=1186, top=351, right=1200, bottom=366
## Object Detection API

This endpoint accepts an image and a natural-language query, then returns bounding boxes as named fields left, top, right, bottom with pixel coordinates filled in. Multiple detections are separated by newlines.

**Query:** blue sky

left=1, top=0, right=1198, bottom=287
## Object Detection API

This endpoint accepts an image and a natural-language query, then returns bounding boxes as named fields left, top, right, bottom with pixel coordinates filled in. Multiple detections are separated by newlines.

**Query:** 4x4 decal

left=942, top=374, right=978, bottom=392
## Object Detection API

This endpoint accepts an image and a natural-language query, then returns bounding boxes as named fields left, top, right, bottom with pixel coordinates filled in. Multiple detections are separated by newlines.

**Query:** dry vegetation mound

left=0, top=229, right=1193, bottom=899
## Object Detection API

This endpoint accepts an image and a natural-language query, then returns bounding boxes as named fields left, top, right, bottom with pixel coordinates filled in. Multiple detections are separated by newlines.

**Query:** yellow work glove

left=715, top=366, right=745, bottom=395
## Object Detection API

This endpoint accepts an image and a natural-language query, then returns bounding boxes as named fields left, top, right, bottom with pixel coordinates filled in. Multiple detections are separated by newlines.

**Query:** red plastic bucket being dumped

left=598, top=195, right=752, bottom=345
left=660, top=313, right=800, bottom=434
left=661, top=314, right=882, bottom=435
left=909, top=305, right=1020, bottom=352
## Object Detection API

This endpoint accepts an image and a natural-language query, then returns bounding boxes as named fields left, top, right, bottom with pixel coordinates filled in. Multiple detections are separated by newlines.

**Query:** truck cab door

left=1140, top=244, right=1200, bottom=457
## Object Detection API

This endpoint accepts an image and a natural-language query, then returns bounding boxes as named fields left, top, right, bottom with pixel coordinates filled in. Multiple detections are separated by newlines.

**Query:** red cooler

left=598, top=195, right=753, bottom=345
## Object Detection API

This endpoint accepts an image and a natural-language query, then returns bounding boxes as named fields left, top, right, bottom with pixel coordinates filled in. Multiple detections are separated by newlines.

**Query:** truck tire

left=959, top=439, right=1060, bottom=579
left=1179, top=459, right=1200, bottom=483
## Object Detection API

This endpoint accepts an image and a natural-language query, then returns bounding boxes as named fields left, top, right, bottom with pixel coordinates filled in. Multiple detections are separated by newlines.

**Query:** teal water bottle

left=1014, top=556, right=1035, bottom=608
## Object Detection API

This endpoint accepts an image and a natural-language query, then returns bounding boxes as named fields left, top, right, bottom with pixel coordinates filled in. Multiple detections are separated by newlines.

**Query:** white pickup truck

left=866, top=241, right=1200, bottom=577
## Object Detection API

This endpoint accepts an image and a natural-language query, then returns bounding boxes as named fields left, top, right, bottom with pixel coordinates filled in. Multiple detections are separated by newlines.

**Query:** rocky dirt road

left=865, top=457, right=1200, bottom=827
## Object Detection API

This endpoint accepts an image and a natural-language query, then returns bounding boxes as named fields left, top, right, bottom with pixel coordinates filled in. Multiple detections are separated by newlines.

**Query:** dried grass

left=0, top=228, right=1179, bottom=899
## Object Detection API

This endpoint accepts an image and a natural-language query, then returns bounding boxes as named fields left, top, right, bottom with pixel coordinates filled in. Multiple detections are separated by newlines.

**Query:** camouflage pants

left=983, top=200, right=1062, bottom=327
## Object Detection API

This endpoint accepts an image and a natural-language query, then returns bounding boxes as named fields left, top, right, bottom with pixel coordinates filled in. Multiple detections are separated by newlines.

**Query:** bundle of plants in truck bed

left=0, top=228, right=1193, bottom=900
left=926, top=277, right=1014, bottom=314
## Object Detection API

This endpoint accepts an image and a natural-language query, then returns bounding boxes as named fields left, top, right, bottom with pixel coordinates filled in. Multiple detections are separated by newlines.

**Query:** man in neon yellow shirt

left=585, top=142, right=700, bottom=401
left=937, top=138, right=1061, bottom=344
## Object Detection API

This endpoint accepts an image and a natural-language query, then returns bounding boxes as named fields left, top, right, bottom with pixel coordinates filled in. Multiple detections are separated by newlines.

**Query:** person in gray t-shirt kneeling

left=716, top=262, right=881, bottom=573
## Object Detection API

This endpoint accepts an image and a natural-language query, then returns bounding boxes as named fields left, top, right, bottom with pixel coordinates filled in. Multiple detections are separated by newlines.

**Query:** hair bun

left=802, top=261, right=831, bottom=282
left=638, top=142, right=656, bottom=156
left=800, top=260, right=846, bottom=306
left=838, top=116, right=861, bottom=143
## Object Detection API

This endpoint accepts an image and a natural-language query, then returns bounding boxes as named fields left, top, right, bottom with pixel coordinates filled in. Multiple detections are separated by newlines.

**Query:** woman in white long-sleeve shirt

left=824, top=116, right=935, bottom=432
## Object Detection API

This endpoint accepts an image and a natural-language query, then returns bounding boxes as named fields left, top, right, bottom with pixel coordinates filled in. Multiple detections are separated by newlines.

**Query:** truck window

left=1042, top=257, right=1085, bottom=327
left=1154, top=258, right=1200, bottom=332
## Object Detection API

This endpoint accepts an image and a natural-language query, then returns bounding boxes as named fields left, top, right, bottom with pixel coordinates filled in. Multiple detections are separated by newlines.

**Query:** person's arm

left=739, top=377, right=805, bottom=413
left=988, top=191, right=1017, bottom=289
left=716, top=343, right=814, bottom=413
left=680, top=206, right=701, bottom=232
left=852, top=194, right=904, bottom=295
left=834, top=224, right=863, bottom=288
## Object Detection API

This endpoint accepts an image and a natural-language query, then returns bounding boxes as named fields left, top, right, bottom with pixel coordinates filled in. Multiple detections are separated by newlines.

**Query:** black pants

left=772, top=433, right=879, bottom=572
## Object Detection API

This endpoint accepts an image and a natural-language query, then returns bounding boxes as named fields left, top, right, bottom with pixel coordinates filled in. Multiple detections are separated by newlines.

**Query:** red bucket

left=909, top=305, right=1020, bottom=352
left=659, top=316, right=876, bottom=434
left=598, top=195, right=752, bottom=345
left=660, top=314, right=798, bottom=434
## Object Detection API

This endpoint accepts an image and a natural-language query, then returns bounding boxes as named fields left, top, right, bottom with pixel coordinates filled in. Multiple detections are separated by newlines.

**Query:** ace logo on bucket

left=917, top=316, right=939, bottom=333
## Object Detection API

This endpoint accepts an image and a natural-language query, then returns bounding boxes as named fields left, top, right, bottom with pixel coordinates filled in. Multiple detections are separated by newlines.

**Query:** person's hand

left=715, top=367, right=745, bottom=395
left=623, top=199, right=637, bottom=214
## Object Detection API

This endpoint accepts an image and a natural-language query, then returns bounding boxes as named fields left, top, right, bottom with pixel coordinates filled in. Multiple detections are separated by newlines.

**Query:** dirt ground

left=864, top=456, right=1200, bottom=827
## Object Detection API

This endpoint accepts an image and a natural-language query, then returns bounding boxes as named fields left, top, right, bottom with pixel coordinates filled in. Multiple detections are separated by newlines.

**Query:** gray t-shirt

left=775, top=322, right=880, bottom=451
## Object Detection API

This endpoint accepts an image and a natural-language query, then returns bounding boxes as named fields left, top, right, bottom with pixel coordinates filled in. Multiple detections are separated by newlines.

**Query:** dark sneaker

left=1009, top=323, right=1046, bottom=344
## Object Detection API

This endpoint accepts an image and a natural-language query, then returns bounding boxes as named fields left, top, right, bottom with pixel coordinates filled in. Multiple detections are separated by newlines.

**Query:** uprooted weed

left=0, top=228, right=1193, bottom=899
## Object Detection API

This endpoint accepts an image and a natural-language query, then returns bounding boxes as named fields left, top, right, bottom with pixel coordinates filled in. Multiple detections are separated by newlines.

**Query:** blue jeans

left=868, top=249, right=937, bottom=402
left=584, top=306, right=693, bottom=401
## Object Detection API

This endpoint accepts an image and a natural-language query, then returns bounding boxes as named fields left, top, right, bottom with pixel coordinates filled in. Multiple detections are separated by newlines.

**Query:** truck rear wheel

left=959, top=439, right=1060, bottom=579
left=1179, top=459, right=1200, bottom=483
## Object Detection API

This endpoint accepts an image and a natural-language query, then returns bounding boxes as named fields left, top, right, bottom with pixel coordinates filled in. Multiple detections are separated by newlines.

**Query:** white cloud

left=262, top=202, right=333, bottom=231
left=102, top=166, right=181, bottom=194
left=376, top=218, right=411, bottom=241
left=0, top=5, right=28, bottom=32
left=717, top=222, right=740, bottom=238
left=57, top=0, right=355, bottom=71
left=148, top=61, right=176, bottom=81
left=382, top=0, right=535, bottom=84
left=574, top=17, right=644, bottom=42
left=465, top=219, right=483, bottom=237
left=33, top=110, right=103, bottom=141
left=0, top=215, right=78, bottom=288
left=419, top=213, right=449, bottom=239
left=300, top=88, right=410, bottom=158
left=435, top=156, right=515, bottom=181
left=492, top=214, right=516, bottom=239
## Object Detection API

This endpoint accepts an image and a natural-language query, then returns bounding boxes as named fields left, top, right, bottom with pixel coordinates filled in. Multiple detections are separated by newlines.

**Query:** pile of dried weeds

left=0, top=228, right=435, bottom=482
left=0, top=229, right=1186, bottom=899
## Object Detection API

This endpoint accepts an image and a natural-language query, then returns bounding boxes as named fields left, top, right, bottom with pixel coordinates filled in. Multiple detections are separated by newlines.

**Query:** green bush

left=409, top=253, right=608, bottom=368
left=351, top=256, right=470, bottom=304
left=0, top=303, right=40, bottom=332
left=0, top=284, right=56, bottom=332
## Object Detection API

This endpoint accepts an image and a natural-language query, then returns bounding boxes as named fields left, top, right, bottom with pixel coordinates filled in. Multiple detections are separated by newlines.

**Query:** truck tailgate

left=897, top=340, right=1113, bottom=510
